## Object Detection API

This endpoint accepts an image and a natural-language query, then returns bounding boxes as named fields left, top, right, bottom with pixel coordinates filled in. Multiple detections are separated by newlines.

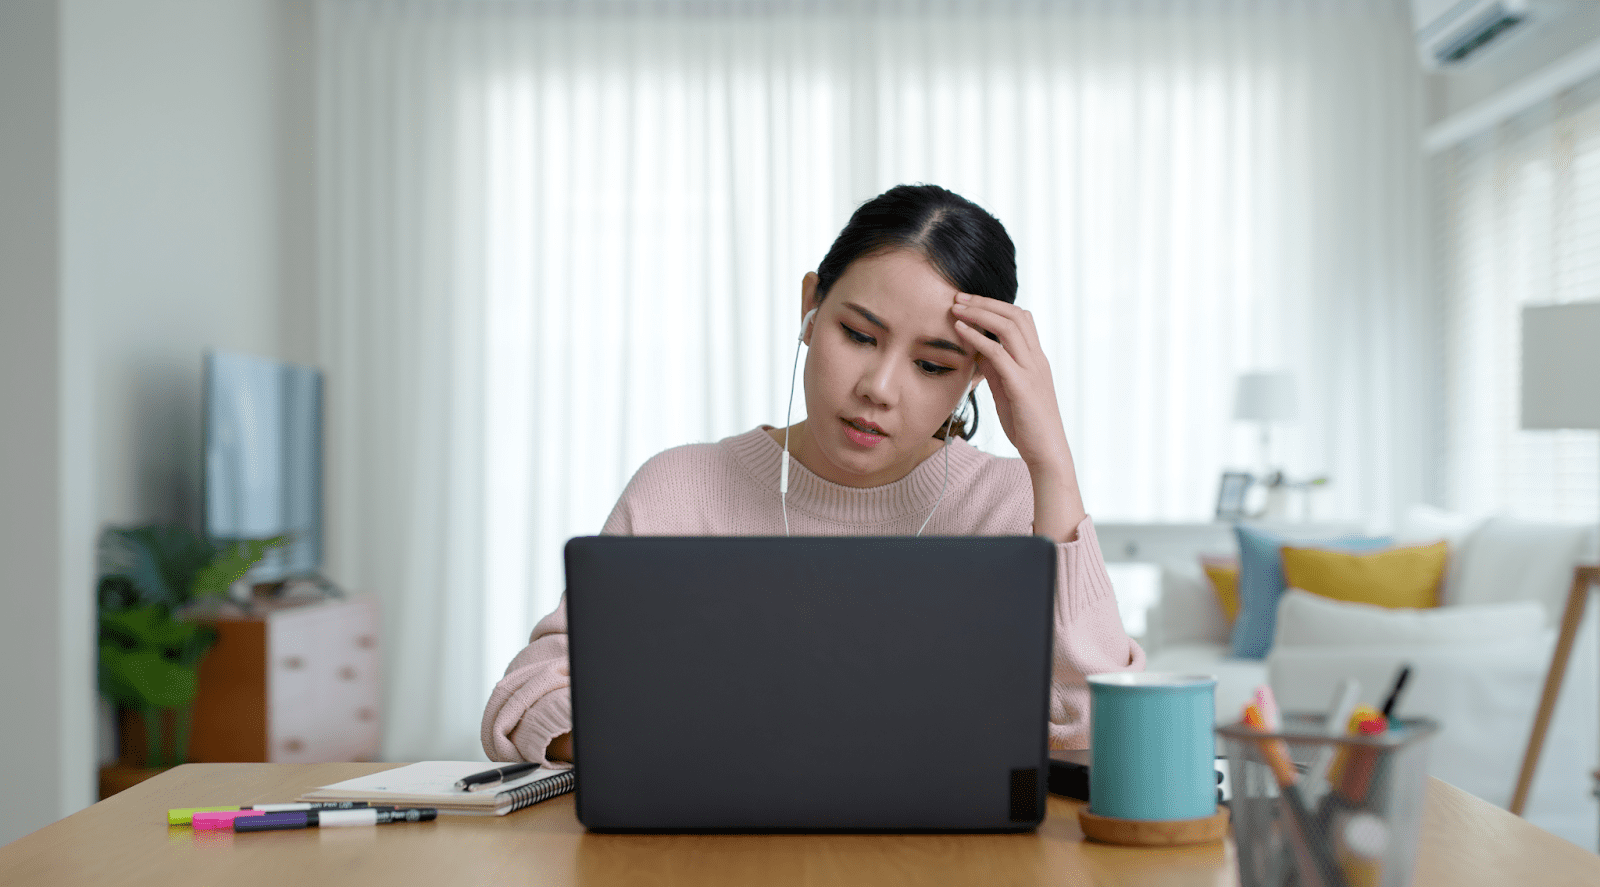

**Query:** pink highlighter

left=192, top=810, right=269, bottom=830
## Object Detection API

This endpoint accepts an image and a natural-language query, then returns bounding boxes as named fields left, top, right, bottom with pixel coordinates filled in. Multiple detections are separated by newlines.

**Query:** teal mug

left=1087, top=672, right=1218, bottom=821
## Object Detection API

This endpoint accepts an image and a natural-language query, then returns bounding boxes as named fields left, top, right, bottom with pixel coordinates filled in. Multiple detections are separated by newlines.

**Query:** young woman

left=481, top=184, right=1145, bottom=767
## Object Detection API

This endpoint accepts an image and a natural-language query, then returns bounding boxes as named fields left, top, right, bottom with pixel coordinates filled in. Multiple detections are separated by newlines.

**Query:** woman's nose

left=855, top=356, right=899, bottom=406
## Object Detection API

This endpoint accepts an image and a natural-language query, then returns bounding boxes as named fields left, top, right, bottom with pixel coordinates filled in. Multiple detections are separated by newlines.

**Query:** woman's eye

left=917, top=360, right=956, bottom=376
left=841, top=324, right=875, bottom=345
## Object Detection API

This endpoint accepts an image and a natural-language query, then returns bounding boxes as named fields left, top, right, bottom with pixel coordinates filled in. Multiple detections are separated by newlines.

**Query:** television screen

left=203, top=350, right=324, bottom=584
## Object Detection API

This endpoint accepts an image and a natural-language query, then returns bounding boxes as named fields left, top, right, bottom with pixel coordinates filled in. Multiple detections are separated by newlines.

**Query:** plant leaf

left=190, top=535, right=291, bottom=599
left=99, top=525, right=215, bottom=611
left=98, top=644, right=199, bottom=709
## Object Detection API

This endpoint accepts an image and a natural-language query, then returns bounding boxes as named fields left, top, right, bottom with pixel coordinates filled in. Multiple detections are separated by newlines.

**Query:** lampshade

left=1521, top=302, right=1600, bottom=430
left=1234, top=371, right=1298, bottom=423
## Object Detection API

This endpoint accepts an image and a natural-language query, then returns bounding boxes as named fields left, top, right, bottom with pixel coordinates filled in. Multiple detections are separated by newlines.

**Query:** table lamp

left=1234, top=371, right=1298, bottom=478
left=1514, top=300, right=1600, bottom=838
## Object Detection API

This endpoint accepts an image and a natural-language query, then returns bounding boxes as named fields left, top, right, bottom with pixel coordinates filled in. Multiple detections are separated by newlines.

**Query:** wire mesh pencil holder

left=1217, top=714, right=1439, bottom=887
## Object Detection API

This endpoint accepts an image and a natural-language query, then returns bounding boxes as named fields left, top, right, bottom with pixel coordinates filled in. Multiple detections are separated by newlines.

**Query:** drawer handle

left=282, top=656, right=305, bottom=670
left=339, top=666, right=358, bottom=681
left=284, top=738, right=305, bottom=753
left=356, top=635, right=376, bottom=649
left=357, top=707, right=376, bottom=722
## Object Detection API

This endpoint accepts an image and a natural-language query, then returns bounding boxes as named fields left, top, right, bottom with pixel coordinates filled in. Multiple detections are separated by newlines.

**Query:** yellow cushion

left=1200, top=556, right=1241, bottom=624
left=1279, top=541, right=1448, bottom=610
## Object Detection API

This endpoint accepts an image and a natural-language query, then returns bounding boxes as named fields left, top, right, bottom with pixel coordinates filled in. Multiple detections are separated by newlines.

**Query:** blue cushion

left=1228, top=525, right=1392, bottom=659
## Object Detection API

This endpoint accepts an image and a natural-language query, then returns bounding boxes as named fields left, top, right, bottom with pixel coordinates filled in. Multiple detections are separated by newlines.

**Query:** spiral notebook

left=297, top=761, right=575, bottom=815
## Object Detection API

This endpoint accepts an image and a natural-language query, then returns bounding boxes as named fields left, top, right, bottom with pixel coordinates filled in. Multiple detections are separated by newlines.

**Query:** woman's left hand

left=951, top=292, right=1085, bottom=542
left=950, top=293, right=1070, bottom=473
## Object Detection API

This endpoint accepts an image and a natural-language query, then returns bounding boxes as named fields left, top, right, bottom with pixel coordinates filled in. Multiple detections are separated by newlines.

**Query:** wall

left=63, top=0, right=285, bottom=530
left=0, top=0, right=289, bottom=846
left=278, top=0, right=319, bottom=368
left=0, top=0, right=97, bottom=848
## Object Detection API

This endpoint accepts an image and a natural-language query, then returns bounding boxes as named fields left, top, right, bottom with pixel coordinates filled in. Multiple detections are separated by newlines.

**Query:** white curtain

left=1437, top=76, right=1600, bottom=524
left=315, top=0, right=1431, bottom=760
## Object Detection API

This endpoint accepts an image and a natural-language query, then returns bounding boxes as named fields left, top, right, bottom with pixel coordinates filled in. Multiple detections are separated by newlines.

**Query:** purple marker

left=234, top=808, right=438, bottom=832
left=194, top=806, right=399, bottom=830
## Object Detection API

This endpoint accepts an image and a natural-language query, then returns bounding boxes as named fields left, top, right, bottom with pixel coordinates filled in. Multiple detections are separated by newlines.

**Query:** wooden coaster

left=1077, top=807, right=1230, bottom=846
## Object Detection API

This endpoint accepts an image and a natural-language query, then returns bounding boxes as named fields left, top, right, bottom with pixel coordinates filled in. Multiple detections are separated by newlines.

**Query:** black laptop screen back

left=565, top=535, right=1056, bottom=831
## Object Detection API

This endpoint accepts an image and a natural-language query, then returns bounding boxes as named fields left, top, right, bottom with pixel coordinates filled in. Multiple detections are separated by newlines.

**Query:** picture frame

left=1215, top=471, right=1254, bottom=521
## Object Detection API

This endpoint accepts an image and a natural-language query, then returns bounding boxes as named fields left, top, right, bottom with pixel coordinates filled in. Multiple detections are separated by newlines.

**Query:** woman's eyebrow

left=843, top=302, right=970, bottom=357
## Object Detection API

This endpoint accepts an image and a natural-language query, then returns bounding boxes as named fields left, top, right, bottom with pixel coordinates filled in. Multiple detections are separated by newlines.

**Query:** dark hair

left=812, top=184, right=1016, bottom=440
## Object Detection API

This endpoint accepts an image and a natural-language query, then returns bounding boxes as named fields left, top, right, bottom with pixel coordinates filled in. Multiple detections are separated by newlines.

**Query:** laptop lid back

left=565, top=535, right=1056, bottom=831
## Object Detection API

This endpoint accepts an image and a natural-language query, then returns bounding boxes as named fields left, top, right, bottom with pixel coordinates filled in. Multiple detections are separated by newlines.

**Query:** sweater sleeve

left=1048, top=514, right=1147, bottom=750
left=479, top=465, right=642, bottom=765
left=479, top=595, right=575, bottom=767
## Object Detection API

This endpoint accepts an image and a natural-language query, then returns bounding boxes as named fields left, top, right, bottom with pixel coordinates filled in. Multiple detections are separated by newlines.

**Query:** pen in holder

left=1218, top=713, right=1439, bottom=887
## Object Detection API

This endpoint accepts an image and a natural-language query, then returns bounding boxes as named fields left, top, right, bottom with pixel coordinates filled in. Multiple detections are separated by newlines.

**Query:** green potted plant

left=97, top=525, right=288, bottom=768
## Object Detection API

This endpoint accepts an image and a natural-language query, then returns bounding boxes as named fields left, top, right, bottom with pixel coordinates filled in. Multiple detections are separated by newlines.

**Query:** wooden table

left=2, top=763, right=1597, bottom=886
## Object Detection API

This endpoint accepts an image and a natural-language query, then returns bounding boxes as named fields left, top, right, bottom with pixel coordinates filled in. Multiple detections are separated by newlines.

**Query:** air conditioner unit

left=1412, top=0, right=1538, bottom=69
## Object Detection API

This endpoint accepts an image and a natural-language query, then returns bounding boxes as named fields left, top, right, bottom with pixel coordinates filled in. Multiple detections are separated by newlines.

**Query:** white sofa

left=1100, top=512, right=1600, bottom=849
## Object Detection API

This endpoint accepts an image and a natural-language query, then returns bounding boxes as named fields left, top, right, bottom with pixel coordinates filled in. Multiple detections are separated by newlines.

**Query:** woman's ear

left=968, top=360, right=987, bottom=396
left=800, top=272, right=821, bottom=345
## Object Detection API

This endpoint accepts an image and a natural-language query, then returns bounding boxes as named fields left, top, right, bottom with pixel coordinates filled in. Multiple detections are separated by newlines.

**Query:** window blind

left=1438, top=76, right=1600, bottom=524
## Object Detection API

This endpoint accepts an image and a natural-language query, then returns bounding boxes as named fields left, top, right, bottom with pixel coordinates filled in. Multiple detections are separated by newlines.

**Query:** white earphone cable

left=914, top=399, right=963, bottom=537
left=781, top=330, right=804, bottom=537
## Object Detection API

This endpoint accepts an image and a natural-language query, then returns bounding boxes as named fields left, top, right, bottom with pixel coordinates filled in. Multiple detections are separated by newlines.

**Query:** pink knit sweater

left=480, top=427, right=1145, bottom=766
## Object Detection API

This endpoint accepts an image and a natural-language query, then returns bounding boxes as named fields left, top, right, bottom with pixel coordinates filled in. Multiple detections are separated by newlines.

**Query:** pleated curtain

left=315, top=0, right=1430, bottom=760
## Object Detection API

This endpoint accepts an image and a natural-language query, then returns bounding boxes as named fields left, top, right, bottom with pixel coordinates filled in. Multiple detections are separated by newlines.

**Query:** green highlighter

left=168, top=806, right=239, bottom=825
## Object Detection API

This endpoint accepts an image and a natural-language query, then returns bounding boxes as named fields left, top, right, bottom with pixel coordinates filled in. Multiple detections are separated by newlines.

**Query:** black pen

left=234, top=808, right=437, bottom=832
left=1380, top=664, right=1412, bottom=717
left=454, top=762, right=540, bottom=792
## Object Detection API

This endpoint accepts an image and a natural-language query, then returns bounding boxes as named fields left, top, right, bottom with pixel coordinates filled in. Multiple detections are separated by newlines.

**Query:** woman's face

left=796, top=249, right=982, bottom=488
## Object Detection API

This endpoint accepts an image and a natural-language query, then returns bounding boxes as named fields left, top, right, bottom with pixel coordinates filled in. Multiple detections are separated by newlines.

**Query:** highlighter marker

left=1243, top=703, right=1342, bottom=887
left=192, top=810, right=269, bottom=830
left=169, top=806, right=238, bottom=825
left=234, top=807, right=438, bottom=832
left=1337, top=716, right=1390, bottom=806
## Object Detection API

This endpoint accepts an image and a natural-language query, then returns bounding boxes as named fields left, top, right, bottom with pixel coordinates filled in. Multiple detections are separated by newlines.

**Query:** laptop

left=564, top=535, right=1056, bottom=832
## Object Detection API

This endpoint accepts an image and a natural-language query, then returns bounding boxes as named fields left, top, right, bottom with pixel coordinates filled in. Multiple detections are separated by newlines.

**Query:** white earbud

left=797, top=308, right=818, bottom=343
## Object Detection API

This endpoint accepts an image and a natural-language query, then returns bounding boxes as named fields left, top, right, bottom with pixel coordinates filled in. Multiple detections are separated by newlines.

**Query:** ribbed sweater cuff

left=509, top=689, right=574, bottom=770
left=1058, top=515, right=1116, bottom=619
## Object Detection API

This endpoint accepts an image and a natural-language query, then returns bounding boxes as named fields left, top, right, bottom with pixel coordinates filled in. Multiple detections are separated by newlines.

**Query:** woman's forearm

left=1029, top=445, right=1087, bottom=544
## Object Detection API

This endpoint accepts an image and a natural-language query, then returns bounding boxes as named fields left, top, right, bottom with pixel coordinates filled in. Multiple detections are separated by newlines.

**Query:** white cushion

left=1273, top=588, right=1544, bottom=648
left=1448, top=516, right=1593, bottom=624
left=1142, top=566, right=1230, bottom=651
left=1143, top=642, right=1265, bottom=723
left=1105, top=562, right=1162, bottom=641
left=1267, top=633, right=1558, bottom=811
left=1393, top=503, right=1487, bottom=548
left=1393, top=504, right=1489, bottom=602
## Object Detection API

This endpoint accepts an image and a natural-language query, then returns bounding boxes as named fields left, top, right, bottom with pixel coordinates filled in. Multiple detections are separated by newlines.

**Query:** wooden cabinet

left=188, top=596, right=382, bottom=763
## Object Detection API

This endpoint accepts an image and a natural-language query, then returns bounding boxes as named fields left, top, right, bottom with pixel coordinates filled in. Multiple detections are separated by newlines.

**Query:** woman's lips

left=841, top=417, right=887, bottom=448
